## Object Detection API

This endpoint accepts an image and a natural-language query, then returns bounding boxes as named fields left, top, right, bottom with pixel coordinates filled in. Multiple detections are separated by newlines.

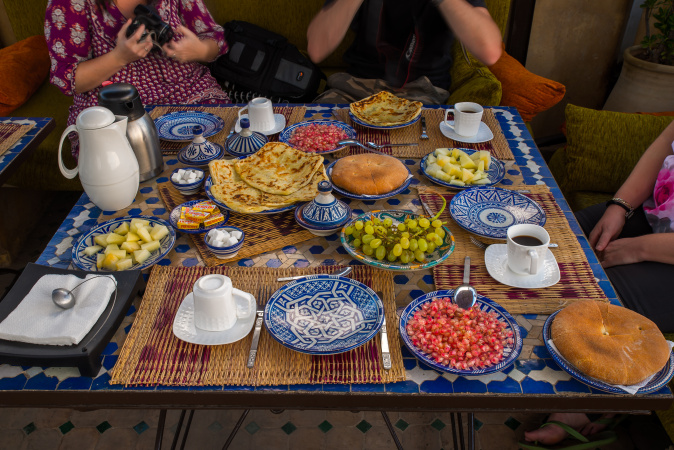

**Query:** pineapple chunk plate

left=72, top=216, right=176, bottom=272
left=420, top=148, right=505, bottom=189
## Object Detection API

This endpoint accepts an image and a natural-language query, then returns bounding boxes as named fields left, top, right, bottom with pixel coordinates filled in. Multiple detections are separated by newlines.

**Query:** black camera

left=125, top=4, right=174, bottom=47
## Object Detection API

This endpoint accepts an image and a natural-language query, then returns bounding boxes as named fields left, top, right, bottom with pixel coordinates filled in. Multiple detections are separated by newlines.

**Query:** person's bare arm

left=600, top=233, right=674, bottom=267
left=307, top=0, right=364, bottom=64
left=436, top=0, right=502, bottom=65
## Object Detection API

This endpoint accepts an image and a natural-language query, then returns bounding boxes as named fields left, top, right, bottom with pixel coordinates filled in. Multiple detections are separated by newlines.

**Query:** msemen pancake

left=235, top=142, right=324, bottom=195
left=350, top=91, right=423, bottom=126
left=331, top=153, right=408, bottom=195
left=551, top=301, right=670, bottom=385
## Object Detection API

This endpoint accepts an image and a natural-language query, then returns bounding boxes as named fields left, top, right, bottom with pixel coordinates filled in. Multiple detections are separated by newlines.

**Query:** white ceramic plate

left=440, top=121, right=494, bottom=144
left=235, top=114, right=286, bottom=135
left=172, top=290, right=256, bottom=345
left=484, top=244, right=560, bottom=289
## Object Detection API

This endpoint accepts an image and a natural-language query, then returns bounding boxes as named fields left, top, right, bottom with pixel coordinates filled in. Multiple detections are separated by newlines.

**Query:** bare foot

left=524, top=413, right=591, bottom=445
left=580, top=413, right=617, bottom=436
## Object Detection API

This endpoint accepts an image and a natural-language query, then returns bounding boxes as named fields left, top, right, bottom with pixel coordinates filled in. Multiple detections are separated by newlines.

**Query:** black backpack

left=210, top=21, right=326, bottom=103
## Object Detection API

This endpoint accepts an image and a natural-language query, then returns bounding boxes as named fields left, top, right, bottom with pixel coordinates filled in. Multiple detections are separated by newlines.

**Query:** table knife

left=420, top=116, right=429, bottom=140
left=377, top=291, right=391, bottom=370
left=246, top=305, right=264, bottom=369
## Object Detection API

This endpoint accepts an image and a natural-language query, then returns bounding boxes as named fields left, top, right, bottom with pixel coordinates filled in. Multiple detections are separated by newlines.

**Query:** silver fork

left=246, top=286, right=266, bottom=369
left=420, top=116, right=429, bottom=140
left=366, top=141, right=418, bottom=149
left=470, top=235, right=558, bottom=249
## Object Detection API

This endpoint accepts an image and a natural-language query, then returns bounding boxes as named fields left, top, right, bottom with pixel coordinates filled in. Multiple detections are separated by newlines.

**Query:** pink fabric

left=644, top=142, right=674, bottom=233
left=45, top=0, right=230, bottom=157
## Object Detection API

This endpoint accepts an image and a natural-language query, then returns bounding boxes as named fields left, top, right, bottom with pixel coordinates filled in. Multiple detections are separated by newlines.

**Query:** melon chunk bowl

left=72, top=216, right=176, bottom=271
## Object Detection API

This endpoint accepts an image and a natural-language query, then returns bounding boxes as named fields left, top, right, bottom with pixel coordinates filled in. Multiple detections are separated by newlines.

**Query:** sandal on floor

left=518, top=420, right=618, bottom=450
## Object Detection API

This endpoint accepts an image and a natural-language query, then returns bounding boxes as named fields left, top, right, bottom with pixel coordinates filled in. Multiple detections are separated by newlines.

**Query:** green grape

left=362, top=244, right=374, bottom=255
left=365, top=220, right=373, bottom=227
left=372, top=217, right=381, bottom=225
left=352, top=238, right=362, bottom=248
left=352, top=230, right=363, bottom=240
left=400, top=250, right=412, bottom=264
left=397, top=223, right=407, bottom=232
left=418, top=238, right=428, bottom=252
left=407, top=219, right=418, bottom=229
left=414, top=249, right=426, bottom=262
left=354, top=220, right=364, bottom=231
left=431, top=219, right=443, bottom=228
left=426, top=232, right=437, bottom=242
left=364, top=224, right=375, bottom=235
left=435, top=227, right=446, bottom=239
left=362, top=234, right=375, bottom=245
left=427, top=242, right=437, bottom=253
left=418, top=218, right=430, bottom=228
left=409, top=239, right=419, bottom=252
left=344, top=226, right=354, bottom=236
left=370, top=239, right=382, bottom=249
left=375, top=246, right=386, bottom=260
left=392, top=243, right=403, bottom=256
left=383, top=218, right=393, bottom=227
left=400, top=237, right=410, bottom=249
left=433, top=236, right=443, bottom=246
left=386, top=250, right=397, bottom=262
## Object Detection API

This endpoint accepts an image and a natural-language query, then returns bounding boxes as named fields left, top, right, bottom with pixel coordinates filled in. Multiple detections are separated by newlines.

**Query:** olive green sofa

left=3, top=0, right=513, bottom=190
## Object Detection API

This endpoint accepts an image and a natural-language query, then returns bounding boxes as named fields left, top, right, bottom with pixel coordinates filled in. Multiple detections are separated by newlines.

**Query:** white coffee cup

left=506, top=224, right=550, bottom=276
left=192, top=274, right=254, bottom=331
left=238, top=97, right=275, bottom=132
left=444, top=102, right=484, bottom=137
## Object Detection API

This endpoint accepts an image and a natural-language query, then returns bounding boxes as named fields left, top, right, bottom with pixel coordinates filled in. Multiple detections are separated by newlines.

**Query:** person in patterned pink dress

left=45, top=0, right=230, bottom=158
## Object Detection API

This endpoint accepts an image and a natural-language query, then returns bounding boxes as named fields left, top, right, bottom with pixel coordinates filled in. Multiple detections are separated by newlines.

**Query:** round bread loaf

left=551, top=301, right=670, bottom=385
left=331, top=153, right=407, bottom=195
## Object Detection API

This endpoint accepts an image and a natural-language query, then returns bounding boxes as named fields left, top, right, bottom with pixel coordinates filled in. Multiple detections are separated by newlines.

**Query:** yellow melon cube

left=141, top=240, right=161, bottom=252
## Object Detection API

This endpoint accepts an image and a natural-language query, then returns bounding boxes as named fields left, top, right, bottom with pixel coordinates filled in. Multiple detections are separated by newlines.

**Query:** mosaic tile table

left=0, top=117, right=54, bottom=187
left=2, top=105, right=670, bottom=416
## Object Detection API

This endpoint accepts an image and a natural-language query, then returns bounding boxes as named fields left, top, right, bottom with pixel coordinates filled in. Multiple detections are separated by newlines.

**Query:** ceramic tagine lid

left=225, top=118, right=268, bottom=157
left=300, top=181, right=351, bottom=229
left=177, top=125, right=224, bottom=166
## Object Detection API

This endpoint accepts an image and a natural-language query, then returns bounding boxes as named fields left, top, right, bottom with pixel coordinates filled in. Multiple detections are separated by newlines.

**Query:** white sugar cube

left=195, top=172, right=203, bottom=180
left=230, top=230, right=242, bottom=240
left=220, top=230, right=230, bottom=239
left=177, top=169, right=185, bottom=177
left=171, top=173, right=181, bottom=183
left=226, top=236, right=238, bottom=246
left=213, top=239, right=225, bottom=248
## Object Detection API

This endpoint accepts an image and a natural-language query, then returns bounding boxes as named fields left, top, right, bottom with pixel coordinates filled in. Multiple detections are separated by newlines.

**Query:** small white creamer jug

left=58, top=106, right=140, bottom=211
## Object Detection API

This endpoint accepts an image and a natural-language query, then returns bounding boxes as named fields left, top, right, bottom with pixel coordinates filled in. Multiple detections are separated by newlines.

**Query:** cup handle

left=58, top=125, right=79, bottom=179
left=444, top=109, right=456, bottom=130
left=238, top=106, right=248, bottom=120
left=528, top=249, right=539, bottom=275
left=233, top=288, right=254, bottom=319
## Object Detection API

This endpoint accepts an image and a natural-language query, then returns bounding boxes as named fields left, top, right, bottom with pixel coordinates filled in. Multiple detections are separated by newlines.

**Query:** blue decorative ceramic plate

left=543, top=311, right=674, bottom=394
left=264, top=275, right=384, bottom=355
left=177, top=141, right=224, bottom=166
left=72, top=216, right=176, bottom=271
left=168, top=200, right=230, bottom=234
left=326, top=160, right=413, bottom=200
left=399, top=289, right=522, bottom=375
left=204, top=175, right=298, bottom=215
left=449, top=187, right=546, bottom=239
left=340, top=210, right=455, bottom=271
left=279, top=120, right=357, bottom=155
left=420, top=148, right=506, bottom=189
left=348, top=111, right=420, bottom=130
left=155, top=111, right=225, bottom=141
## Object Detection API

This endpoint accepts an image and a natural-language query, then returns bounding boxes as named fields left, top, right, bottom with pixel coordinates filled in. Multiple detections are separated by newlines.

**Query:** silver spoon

left=366, top=141, right=418, bottom=149
left=454, top=256, right=477, bottom=309
left=277, top=266, right=352, bottom=282
left=52, top=275, right=116, bottom=309
left=337, top=139, right=389, bottom=156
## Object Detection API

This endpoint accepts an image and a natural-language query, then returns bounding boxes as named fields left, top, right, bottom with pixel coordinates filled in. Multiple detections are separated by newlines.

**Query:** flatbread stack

left=208, top=142, right=327, bottom=213
left=350, top=91, right=423, bottom=126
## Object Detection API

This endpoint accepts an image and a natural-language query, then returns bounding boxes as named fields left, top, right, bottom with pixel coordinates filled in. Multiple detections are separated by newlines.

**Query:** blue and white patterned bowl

left=263, top=275, right=384, bottom=355
left=300, top=181, right=350, bottom=228
left=177, top=126, right=224, bottom=167
left=225, top=118, right=268, bottom=157
left=72, top=216, right=176, bottom=271
left=279, top=120, right=357, bottom=154
left=449, top=186, right=546, bottom=239
left=155, top=111, right=225, bottom=141
left=326, top=160, right=413, bottom=200
left=169, top=167, right=205, bottom=195
left=420, top=148, right=506, bottom=189
left=399, top=289, right=523, bottom=375
left=168, top=200, right=230, bottom=235
left=295, top=202, right=351, bottom=236
left=203, top=226, right=245, bottom=259
left=543, top=311, right=674, bottom=394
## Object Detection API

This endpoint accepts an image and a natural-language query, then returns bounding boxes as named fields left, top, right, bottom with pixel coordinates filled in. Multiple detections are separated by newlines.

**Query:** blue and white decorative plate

left=326, top=160, right=413, bottom=200
left=420, top=149, right=506, bottom=189
left=168, top=200, right=230, bottom=234
left=348, top=111, right=420, bottom=130
left=155, top=111, right=225, bottom=141
left=544, top=311, right=674, bottom=394
left=264, top=275, right=384, bottom=355
left=399, top=289, right=522, bottom=375
left=449, top=187, right=546, bottom=239
left=72, top=216, right=176, bottom=271
left=279, top=120, right=357, bottom=155
left=204, top=175, right=298, bottom=215
left=340, top=210, right=455, bottom=271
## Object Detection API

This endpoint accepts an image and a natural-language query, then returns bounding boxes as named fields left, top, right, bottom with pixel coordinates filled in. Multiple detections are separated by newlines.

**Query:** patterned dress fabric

left=644, top=141, right=674, bottom=233
left=45, top=0, right=231, bottom=157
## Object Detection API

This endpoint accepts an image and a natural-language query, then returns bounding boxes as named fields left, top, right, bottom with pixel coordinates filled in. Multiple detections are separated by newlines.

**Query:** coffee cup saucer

left=484, top=244, right=560, bottom=289
left=235, top=114, right=286, bottom=135
left=172, top=289, right=255, bottom=345
left=439, top=121, right=493, bottom=143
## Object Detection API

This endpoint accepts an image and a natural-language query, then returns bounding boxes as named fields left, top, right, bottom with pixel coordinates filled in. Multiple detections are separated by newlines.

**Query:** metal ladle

left=454, top=256, right=477, bottom=309
left=52, top=275, right=117, bottom=309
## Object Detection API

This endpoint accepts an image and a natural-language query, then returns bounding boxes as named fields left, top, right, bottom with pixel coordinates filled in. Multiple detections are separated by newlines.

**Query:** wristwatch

left=606, top=197, right=634, bottom=219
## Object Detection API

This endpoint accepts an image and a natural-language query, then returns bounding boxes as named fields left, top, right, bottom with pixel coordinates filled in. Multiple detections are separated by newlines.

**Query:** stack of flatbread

left=350, top=91, right=423, bottom=126
left=208, top=142, right=327, bottom=213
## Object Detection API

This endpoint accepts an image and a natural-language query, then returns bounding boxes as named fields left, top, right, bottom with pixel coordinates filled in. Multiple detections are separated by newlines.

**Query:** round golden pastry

left=551, top=300, right=670, bottom=385
left=331, top=153, right=408, bottom=195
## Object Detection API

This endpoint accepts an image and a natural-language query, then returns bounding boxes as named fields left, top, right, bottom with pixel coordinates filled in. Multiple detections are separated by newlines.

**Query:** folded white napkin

left=0, top=274, right=117, bottom=346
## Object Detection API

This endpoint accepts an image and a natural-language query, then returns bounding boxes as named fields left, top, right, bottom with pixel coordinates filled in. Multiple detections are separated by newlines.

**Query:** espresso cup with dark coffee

left=506, top=224, right=550, bottom=275
left=444, top=102, right=484, bottom=137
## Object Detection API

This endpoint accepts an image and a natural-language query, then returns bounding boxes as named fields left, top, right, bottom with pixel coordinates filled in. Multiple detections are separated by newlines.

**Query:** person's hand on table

left=588, top=205, right=626, bottom=252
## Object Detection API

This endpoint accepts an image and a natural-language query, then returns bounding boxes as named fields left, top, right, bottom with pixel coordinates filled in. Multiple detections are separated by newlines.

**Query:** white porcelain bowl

left=170, top=167, right=205, bottom=195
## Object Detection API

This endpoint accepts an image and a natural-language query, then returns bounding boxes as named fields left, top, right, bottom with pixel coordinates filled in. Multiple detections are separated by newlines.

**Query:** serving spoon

left=453, top=256, right=477, bottom=309
left=337, top=139, right=389, bottom=156
left=52, top=275, right=117, bottom=309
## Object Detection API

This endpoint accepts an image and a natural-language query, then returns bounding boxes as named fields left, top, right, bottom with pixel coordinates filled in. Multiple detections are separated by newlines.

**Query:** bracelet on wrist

left=606, top=197, right=634, bottom=219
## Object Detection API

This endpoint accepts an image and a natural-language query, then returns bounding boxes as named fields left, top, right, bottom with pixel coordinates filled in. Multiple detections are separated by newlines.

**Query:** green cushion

left=484, top=0, right=512, bottom=39
left=447, top=42, right=502, bottom=106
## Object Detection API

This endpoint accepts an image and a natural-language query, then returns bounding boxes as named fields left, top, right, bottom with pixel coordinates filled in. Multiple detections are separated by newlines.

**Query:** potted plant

left=603, top=0, right=674, bottom=112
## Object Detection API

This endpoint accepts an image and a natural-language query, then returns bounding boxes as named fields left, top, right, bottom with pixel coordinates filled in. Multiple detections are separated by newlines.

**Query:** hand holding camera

left=125, top=4, right=174, bottom=48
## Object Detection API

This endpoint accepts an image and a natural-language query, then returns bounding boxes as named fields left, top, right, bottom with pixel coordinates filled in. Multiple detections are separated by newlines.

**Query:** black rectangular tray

left=0, top=263, right=144, bottom=377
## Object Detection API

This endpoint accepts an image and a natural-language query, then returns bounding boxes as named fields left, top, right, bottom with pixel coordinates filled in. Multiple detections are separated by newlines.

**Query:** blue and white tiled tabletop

left=2, top=105, right=669, bottom=412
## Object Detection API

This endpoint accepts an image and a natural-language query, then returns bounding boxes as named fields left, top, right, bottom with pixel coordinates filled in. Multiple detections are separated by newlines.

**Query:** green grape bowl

left=340, top=210, right=455, bottom=271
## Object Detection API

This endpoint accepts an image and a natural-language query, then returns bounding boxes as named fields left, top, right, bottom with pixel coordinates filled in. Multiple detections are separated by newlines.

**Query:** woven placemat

left=418, top=185, right=608, bottom=314
left=333, top=108, right=513, bottom=160
left=150, top=106, right=307, bottom=154
left=110, top=265, right=405, bottom=386
left=158, top=183, right=315, bottom=265
left=0, top=123, right=35, bottom=156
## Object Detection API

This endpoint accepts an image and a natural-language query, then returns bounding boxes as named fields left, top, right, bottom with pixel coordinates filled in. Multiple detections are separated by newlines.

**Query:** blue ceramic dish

left=420, top=148, right=506, bottom=189
left=154, top=111, right=225, bottom=141
left=294, top=202, right=351, bottom=236
left=225, top=118, right=268, bottom=157
left=203, top=226, right=245, bottom=259
left=169, top=167, right=205, bottom=195
left=348, top=111, right=420, bottom=130
left=279, top=120, right=357, bottom=154
left=204, top=175, right=298, bottom=215
left=168, top=200, right=230, bottom=235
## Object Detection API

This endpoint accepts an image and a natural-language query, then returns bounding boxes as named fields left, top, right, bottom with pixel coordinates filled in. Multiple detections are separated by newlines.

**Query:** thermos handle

left=58, top=125, right=79, bottom=179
